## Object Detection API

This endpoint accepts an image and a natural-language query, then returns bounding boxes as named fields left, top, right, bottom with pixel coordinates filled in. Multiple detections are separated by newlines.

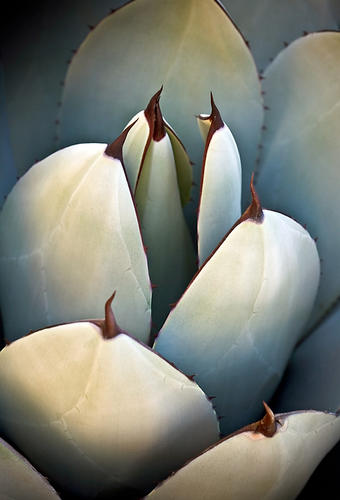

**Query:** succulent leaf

left=256, top=31, right=340, bottom=328
left=155, top=183, right=320, bottom=435
left=59, top=0, right=263, bottom=223
left=1, top=1, right=127, bottom=176
left=164, top=123, right=193, bottom=207
left=273, top=305, right=340, bottom=414
left=146, top=408, right=340, bottom=500
left=221, top=0, right=338, bottom=70
left=133, top=95, right=196, bottom=330
left=0, top=437, right=60, bottom=499
left=197, top=95, right=242, bottom=266
left=0, top=301, right=219, bottom=498
left=122, top=89, right=193, bottom=207
left=0, top=137, right=151, bottom=342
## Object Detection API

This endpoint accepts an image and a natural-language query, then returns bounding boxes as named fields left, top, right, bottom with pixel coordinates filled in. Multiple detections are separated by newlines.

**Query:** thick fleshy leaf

left=59, top=0, right=263, bottom=224
left=273, top=305, right=340, bottom=414
left=0, top=137, right=151, bottom=342
left=197, top=96, right=241, bottom=266
left=122, top=94, right=193, bottom=206
left=256, top=32, right=340, bottom=328
left=133, top=96, right=196, bottom=330
left=0, top=437, right=60, bottom=499
left=164, top=123, right=192, bottom=207
left=154, top=186, right=320, bottom=435
left=2, top=1, right=127, bottom=176
left=222, top=0, right=338, bottom=70
left=146, top=408, right=340, bottom=500
left=0, top=300, right=219, bottom=498
left=0, top=61, right=16, bottom=207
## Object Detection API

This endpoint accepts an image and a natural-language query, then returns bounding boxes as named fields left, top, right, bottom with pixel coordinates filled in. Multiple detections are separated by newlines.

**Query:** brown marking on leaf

left=105, top=120, right=138, bottom=161
left=101, top=292, right=123, bottom=340
left=197, top=93, right=225, bottom=256
left=144, top=87, right=166, bottom=142
left=227, top=402, right=277, bottom=440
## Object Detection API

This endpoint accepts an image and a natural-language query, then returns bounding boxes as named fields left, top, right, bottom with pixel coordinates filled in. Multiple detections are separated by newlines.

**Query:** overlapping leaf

left=273, top=305, right=340, bottom=413
left=0, top=299, right=219, bottom=497
left=197, top=96, right=241, bottom=266
left=147, top=408, right=340, bottom=500
left=257, top=32, right=340, bottom=328
left=60, top=0, right=263, bottom=222
left=155, top=185, right=319, bottom=434
left=222, top=0, right=338, bottom=70
left=0, top=137, right=151, bottom=342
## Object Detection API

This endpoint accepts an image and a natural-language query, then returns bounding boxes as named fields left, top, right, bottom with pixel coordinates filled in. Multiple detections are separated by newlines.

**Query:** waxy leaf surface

left=222, top=0, right=338, bottom=70
left=155, top=207, right=319, bottom=434
left=197, top=100, right=241, bottom=266
left=1, top=0, right=127, bottom=176
left=257, top=32, right=340, bottom=328
left=60, top=0, right=263, bottom=221
left=0, top=144, right=151, bottom=341
left=147, top=410, right=340, bottom=500
left=134, top=132, right=196, bottom=330
left=0, top=322, right=219, bottom=498
left=273, top=305, right=340, bottom=414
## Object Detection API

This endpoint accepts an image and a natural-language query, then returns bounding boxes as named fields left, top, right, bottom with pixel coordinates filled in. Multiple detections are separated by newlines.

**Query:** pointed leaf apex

left=208, top=92, right=224, bottom=133
left=241, top=173, right=263, bottom=223
left=105, top=120, right=138, bottom=161
left=144, top=88, right=166, bottom=142
left=256, top=401, right=276, bottom=437
left=102, top=291, right=122, bottom=339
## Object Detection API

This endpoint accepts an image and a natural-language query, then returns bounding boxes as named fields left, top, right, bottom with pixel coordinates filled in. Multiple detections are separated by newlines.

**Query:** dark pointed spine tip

left=144, top=87, right=166, bottom=142
left=208, top=92, right=224, bottom=133
left=102, top=292, right=122, bottom=340
left=241, top=173, right=263, bottom=223
left=255, top=402, right=277, bottom=437
left=105, top=120, right=138, bottom=161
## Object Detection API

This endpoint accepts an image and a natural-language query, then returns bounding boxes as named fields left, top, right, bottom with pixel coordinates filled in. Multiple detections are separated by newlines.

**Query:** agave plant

left=0, top=0, right=339, bottom=498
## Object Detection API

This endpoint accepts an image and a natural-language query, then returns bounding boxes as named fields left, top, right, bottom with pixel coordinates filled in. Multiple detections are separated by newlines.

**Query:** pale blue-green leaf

left=135, top=134, right=196, bottom=331
left=272, top=305, right=340, bottom=414
left=154, top=209, right=319, bottom=435
left=146, top=410, right=340, bottom=500
left=0, top=437, right=60, bottom=499
left=2, top=0, right=127, bottom=176
left=122, top=108, right=193, bottom=206
left=256, top=32, right=340, bottom=328
left=59, top=0, right=263, bottom=225
left=197, top=111, right=241, bottom=266
left=0, top=325, right=218, bottom=497
left=221, top=0, right=338, bottom=70
left=165, top=124, right=193, bottom=207
left=0, top=145, right=151, bottom=342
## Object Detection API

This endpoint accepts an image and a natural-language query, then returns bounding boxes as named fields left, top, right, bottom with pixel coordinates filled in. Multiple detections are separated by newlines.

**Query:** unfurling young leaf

left=121, top=89, right=196, bottom=331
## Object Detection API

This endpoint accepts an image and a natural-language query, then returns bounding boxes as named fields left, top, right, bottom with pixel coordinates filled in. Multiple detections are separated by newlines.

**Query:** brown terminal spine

left=102, top=292, right=123, bottom=339
left=144, top=87, right=166, bottom=142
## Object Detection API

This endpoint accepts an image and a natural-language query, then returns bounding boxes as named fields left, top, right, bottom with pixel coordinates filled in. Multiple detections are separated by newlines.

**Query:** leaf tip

left=256, top=401, right=276, bottom=437
left=105, top=120, right=138, bottom=161
left=244, top=173, right=264, bottom=223
left=144, top=87, right=166, bottom=142
left=102, top=291, right=122, bottom=340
